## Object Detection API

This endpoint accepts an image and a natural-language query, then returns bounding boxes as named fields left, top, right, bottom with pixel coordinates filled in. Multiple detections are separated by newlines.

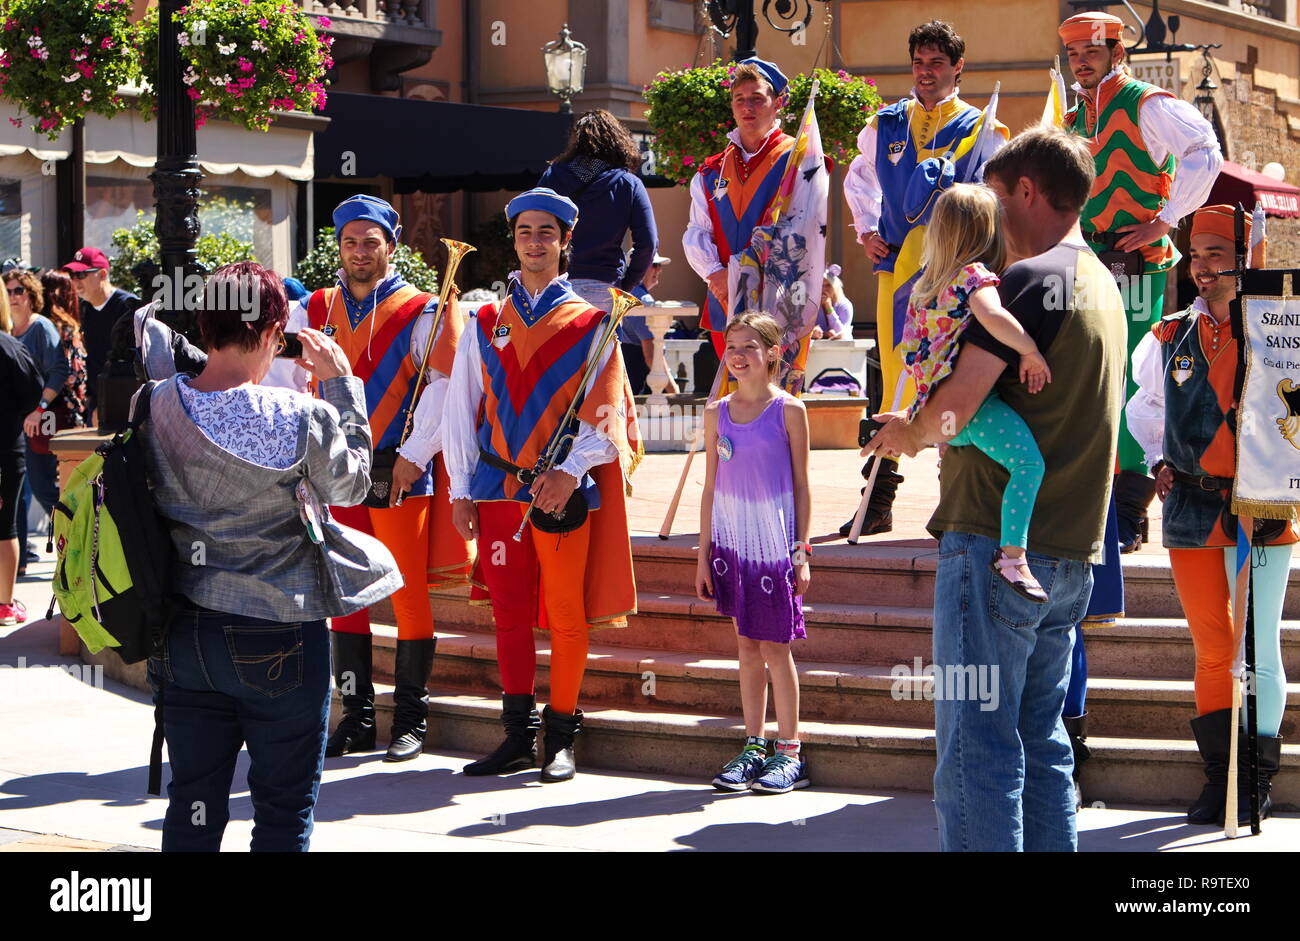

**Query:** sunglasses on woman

left=6, top=285, right=25, bottom=297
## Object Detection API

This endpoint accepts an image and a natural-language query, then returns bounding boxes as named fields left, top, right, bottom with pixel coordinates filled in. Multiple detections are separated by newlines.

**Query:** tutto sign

left=1129, top=57, right=1182, bottom=97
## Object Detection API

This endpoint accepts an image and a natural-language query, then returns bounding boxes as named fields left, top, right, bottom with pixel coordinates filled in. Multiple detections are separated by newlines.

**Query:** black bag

left=527, top=489, right=589, bottom=534
left=1097, top=249, right=1144, bottom=279
left=1220, top=505, right=1288, bottom=545
left=363, top=446, right=400, bottom=509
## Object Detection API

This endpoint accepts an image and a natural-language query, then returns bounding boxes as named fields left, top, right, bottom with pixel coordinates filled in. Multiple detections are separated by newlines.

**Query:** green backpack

left=50, top=381, right=176, bottom=664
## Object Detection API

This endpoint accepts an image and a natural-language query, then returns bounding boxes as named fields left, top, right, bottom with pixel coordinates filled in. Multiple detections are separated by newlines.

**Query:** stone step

left=343, top=688, right=1300, bottom=811
left=409, top=590, right=1300, bottom=681
left=369, top=626, right=1300, bottom=741
left=630, top=537, right=1300, bottom=619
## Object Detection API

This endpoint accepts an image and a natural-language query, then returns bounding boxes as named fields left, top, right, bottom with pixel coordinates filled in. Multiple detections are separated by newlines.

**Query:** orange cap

left=1058, top=12, right=1123, bottom=45
left=1191, top=204, right=1249, bottom=245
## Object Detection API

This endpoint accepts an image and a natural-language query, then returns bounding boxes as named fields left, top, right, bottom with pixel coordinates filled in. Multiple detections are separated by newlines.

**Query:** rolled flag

left=963, top=81, right=1002, bottom=182
left=727, top=79, right=829, bottom=394
left=1250, top=200, right=1267, bottom=267
left=1040, top=56, right=1068, bottom=128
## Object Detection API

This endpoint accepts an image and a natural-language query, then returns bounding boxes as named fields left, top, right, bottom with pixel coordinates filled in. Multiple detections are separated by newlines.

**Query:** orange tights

left=331, top=498, right=435, bottom=640
left=475, top=500, right=591, bottom=714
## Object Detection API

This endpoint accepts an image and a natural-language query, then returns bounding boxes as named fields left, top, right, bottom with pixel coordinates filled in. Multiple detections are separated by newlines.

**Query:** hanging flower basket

left=0, top=0, right=139, bottom=140
left=137, top=0, right=333, bottom=132
left=643, top=59, right=882, bottom=186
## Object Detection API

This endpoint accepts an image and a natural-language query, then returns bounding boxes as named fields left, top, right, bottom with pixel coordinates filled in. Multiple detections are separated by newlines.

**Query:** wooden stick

left=847, top=372, right=909, bottom=544
left=1224, top=516, right=1252, bottom=838
left=658, top=355, right=727, bottom=540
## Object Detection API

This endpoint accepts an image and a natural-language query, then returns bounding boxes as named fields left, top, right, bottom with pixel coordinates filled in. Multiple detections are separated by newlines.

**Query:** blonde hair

left=910, top=183, right=1005, bottom=311
left=724, top=311, right=782, bottom=379
left=0, top=282, right=9, bottom=334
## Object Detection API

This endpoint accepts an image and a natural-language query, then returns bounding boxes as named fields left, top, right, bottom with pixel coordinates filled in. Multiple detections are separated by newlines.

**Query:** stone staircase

left=354, top=535, right=1300, bottom=809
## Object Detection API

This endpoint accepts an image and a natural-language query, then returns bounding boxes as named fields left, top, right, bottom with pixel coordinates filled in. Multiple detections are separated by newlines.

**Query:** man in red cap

left=1058, top=11, right=1222, bottom=552
left=62, top=246, right=142, bottom=419
left=1127, top=205, right=1295, bottom=827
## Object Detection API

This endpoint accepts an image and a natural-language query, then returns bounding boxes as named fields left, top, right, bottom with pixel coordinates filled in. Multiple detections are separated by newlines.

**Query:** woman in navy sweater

left=538, top=110, right=657, bottom=310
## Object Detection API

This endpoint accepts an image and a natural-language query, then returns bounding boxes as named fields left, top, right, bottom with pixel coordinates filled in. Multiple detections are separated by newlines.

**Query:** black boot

left=839, top=457, right=903, bottom=538
left=325, top=632, right=376, bottom=757
left=1187, top=709, right=1231, bottom=824
left=1228, top=733, right=1283, bottom=826
left=1063, top=712, right=1091, bottom=811
left=385, top=637, right=436, bottom=762
left=463, top=693, right=541, bottom=776
left=539, top=705, right=583, bottom=783
left=1114, top=470, right=1156, bottom=554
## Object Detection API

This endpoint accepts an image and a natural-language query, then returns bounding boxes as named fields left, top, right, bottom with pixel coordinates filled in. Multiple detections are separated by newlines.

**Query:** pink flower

left=186, top=87, right=200, bottom=100
left=258, top=18, right=268, bottom=27
left=682, top=156, right=695, bottom=166
left=293, top=31, right=305, bottom=44
left=238, top=57, right=253, bottom=72
left=100, top=37, right=113, bottom=49
left=317, top=16, right=332, bottom=28
left=8, top=117, right=21, bottom=127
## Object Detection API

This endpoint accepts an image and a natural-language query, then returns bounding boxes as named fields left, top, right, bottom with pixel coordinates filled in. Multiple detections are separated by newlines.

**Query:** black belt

left=1172, top=468, right=1233, bottom=491
left=480, top=448, right=537, bottom=485
left=1082, top=230, right=1126, bottom=249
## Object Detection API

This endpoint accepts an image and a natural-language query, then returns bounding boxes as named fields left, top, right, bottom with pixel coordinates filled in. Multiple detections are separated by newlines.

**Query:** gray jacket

left=140, top=374, right=402, bottom=622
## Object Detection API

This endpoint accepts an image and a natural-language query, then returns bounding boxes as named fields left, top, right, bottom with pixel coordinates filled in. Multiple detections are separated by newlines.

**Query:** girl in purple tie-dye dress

left=697, top=312, right=812, bottom=795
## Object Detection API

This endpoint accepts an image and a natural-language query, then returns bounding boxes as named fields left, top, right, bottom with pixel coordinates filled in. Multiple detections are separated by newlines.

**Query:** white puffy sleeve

left=1125, top=329, right=1167, bottom=468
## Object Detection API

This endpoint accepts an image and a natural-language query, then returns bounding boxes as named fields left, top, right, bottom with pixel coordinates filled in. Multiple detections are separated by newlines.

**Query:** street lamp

left=1193, top=44, right=1222, bottom=132
left=542, top=25, right=586, bottom=115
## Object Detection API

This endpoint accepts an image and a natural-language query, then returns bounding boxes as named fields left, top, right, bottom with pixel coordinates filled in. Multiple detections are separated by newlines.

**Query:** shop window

left=85, top=176, right=272, bottom=266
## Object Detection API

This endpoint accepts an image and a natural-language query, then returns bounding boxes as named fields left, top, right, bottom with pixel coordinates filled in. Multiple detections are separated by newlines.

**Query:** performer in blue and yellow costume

left=308, top=195, right=471, bottom=762
left=445, top=187, right=641, bottom=783
left=844, top=20, right=1007, bottom=535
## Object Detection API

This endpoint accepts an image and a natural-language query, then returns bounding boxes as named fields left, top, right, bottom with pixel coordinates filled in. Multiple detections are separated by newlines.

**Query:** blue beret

left=333, top=194, right=402, bottom=244
left=505, top=187, right=579, bottom=228
left=738, top=57, right=788, bottom=96
left=905, top=156, right=957, bottom=226
left=281, top=276, right=308, bottom=302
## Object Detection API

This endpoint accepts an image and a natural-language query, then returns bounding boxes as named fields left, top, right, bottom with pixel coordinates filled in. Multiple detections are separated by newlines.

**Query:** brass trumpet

left=511, top=285, right=644, bottom=542
left=400, top=237, right=476, bottom=449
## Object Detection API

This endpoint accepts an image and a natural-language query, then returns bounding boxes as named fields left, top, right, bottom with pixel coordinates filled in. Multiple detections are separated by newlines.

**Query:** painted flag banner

left=727, top=79, right=829, bottom=394
left=1235, top=294, right=1300, bottom=518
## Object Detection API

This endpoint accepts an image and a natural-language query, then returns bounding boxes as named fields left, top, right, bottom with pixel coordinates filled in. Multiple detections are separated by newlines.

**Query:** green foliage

left=294, top=226, right=440, bottom=295
left=784, top=68, right=883, bottom=167
left=109, top=208, right=256, bottom=298
left=137, top=0, right=332, bottom=132
left=0, top=0, right=139, bottom=139
left=643, top=60, right=883, bottom=185
left=464, top=213, right=515, bottom=293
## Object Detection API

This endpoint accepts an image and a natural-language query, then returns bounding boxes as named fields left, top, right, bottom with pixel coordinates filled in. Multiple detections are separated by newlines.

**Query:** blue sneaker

left=749, top=753, right=810, bottom=794
left=712, top=748, right=768, bottom=791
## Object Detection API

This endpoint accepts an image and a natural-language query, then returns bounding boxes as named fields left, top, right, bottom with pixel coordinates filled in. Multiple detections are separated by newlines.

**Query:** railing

left=297, top=0, right=433, bottom=29
left=1205, top=0, right=1285, bottom=22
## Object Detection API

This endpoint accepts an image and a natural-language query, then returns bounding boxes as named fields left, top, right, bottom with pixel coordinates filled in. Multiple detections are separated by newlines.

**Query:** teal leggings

left=1225, top=544, right=1292, bottom=738
left=950, top=393, right=1045, bottom=549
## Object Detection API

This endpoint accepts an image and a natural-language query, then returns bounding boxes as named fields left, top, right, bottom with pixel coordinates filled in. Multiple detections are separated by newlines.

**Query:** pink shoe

left=0, top=600, right=27, bottom=626
left=992, top=552, right=1048, bottom=604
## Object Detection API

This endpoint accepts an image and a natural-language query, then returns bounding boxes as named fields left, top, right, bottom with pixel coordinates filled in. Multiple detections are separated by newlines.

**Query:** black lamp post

left=150, top=0, right=204, bottom=342
left=1193, top=44, right=1223, bottom=138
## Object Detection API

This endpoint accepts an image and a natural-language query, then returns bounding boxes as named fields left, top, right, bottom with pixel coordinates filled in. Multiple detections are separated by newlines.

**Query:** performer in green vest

left=1059, top=11, right=1222, bottom=551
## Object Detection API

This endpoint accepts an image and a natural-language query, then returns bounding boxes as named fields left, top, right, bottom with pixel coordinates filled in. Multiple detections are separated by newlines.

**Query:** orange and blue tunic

left=696, top=131, right=796, bottom=332
left=307, top=275, right=457, bottom=497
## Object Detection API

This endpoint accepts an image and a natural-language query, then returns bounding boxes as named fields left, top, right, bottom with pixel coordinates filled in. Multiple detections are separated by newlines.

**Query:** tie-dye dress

left=709, top=393, right=806, bottom=643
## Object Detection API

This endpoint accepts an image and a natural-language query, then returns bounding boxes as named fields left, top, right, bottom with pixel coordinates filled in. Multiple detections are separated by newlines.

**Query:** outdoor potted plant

left=0, top=0, right=140, bottom=139
left=137, top=0, right=333, bottom=131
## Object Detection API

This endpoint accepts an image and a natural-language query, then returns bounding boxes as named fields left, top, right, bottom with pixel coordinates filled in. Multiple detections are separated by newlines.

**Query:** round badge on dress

left=717, top=435, right=734, bottom=461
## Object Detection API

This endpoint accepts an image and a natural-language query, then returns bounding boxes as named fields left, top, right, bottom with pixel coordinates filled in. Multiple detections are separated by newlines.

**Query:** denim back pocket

left=987, top=555, right=1057, bottom=630
left=223, top=624, right=304, bottom=698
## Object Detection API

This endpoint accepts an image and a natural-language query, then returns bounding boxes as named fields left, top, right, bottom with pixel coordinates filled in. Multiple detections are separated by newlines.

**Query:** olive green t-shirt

left=927, top=243, right=1128, bottom=563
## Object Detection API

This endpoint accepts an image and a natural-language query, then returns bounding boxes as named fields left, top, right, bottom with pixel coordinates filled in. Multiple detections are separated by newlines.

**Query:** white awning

left=0, top=100, right=313, bottom=180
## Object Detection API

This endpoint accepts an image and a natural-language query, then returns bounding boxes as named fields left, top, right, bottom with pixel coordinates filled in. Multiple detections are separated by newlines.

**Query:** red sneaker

left=0, top=600, right=28, bottom=626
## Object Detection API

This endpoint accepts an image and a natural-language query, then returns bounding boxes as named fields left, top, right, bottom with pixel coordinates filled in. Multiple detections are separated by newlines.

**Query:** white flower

left=217, top=42, right=236, bottom=55
left=250, top=40, right=266, bottom=52
left=177, top=32, right=190, bottom=47
left=82, top=88, right=92, bottom=102
left=182, top=67, right=199, bottom=85
left=63, top=73, right=80, bottom=83
left=26, top=35, right=43, bottom=47
left=81, top=34, right=91, bottom=43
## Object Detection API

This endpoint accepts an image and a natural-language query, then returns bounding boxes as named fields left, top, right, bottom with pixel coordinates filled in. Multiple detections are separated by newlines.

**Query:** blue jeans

left=18, top=442, right=58, bottom=556
left=149, top=607, right=330, bottom=852
left=931, top=531, right=1094, bottom=852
